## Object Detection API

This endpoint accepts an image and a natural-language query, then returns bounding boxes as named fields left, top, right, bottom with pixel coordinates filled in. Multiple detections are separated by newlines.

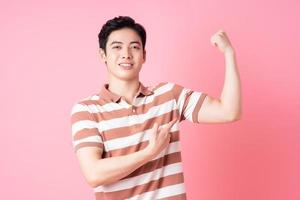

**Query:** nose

left=122, top=48, right=132, bottom=59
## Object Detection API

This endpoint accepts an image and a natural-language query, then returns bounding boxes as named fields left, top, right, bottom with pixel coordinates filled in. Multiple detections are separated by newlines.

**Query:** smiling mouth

left=119, top=63, right=134, bottom=70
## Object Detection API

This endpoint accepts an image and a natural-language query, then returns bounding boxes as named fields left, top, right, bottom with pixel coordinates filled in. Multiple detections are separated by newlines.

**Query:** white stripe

left=71, top=103, right=89, bottom=115
left=73, top=135, right=103, bottom=146
left=72, top=120, right=98, bottom=137
left=90, top=95, right=99, bottom=100
left=98, top=100, right=177, bottom=132
left=94, top=162, right=183, bottom=193
left=127, top=183, right=186, bottom=200
left=184, top=92, right=201, bottom=121
left=106, top=122, right=180, bottom=151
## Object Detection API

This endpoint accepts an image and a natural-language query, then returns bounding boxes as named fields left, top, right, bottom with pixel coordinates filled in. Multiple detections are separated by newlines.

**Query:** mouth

left=118, top=63, right=134, bottom=70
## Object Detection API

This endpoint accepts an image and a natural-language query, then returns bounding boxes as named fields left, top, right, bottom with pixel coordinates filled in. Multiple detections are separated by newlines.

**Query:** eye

left=132, top=46, right=140, bottom=49
left=112, top=46, right=121, bottom=49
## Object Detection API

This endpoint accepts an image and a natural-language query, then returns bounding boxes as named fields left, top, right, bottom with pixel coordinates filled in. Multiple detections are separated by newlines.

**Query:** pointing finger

left=165, top=119, right=178, bottom=131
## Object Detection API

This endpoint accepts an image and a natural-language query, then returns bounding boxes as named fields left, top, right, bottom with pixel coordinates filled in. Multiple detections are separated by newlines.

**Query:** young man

left=70, top=16, right=242, bottom=200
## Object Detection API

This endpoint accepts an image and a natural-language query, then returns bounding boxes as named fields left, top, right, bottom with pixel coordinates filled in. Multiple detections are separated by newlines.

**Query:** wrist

left=224, top=46, right=235, bottom=55
left=141, top=147, right=154, bottom=161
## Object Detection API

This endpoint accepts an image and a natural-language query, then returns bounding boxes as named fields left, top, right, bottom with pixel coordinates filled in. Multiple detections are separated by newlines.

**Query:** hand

left=144, top=119, right=178, bottom=160
left=210, top=29, right=235, bottom=54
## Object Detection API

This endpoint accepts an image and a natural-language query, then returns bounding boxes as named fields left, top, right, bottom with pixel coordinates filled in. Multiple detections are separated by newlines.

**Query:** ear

left=99, top=48, right=107, bottom=64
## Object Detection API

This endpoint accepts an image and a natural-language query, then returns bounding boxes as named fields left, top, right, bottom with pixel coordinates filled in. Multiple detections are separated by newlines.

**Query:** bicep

left=198, top=95, right=232, bottom=123
left=75, top=146, right=103, bottom=186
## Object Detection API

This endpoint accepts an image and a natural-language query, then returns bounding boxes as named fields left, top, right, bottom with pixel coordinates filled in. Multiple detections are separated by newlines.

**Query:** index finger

left=164, top=119, right=178, bottom=131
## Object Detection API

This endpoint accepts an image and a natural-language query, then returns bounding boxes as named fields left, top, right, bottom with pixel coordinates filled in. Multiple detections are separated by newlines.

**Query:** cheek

left=107, top=54, right=119, bottom=62
left=135, top=53, right=144, bottom=61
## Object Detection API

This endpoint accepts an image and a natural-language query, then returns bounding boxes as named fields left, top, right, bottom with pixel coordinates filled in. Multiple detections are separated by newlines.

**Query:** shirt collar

left=99, top=81, right=154, bottom=103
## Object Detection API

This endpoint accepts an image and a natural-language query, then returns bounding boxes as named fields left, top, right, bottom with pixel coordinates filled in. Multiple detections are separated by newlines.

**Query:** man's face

left=100, top=28, right=146, bottom=81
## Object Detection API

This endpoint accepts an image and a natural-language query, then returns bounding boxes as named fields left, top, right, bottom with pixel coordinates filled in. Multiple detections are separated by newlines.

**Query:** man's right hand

left=144, top=119, right=178, bottom=160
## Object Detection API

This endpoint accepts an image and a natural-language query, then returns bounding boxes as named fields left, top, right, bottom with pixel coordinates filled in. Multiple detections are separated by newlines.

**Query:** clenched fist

left=210, top=30, right=235, bottom=54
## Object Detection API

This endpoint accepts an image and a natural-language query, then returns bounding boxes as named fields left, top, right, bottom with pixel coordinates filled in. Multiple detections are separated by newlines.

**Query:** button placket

left=131, top=94, right=138, bottom=115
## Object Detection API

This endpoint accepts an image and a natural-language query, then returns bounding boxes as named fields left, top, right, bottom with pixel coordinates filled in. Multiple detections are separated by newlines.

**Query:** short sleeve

left=171, top=82, right=207, bottom=123
left=70, top=102, right=104, bottom=154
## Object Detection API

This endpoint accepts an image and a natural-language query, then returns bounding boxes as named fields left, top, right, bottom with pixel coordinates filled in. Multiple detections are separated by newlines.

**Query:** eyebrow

left=110, top=41, right=141, bottom=46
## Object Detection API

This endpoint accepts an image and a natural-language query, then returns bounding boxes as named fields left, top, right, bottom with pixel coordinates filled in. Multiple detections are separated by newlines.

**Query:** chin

left=114, top=74, right=139, bottom=81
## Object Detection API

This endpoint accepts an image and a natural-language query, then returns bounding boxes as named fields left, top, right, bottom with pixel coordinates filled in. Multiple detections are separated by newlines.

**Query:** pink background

left=1, top=0, right=299, bottom=199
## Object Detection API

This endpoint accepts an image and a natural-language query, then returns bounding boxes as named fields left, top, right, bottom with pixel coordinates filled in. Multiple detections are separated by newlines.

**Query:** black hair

left=98, top=16, right=146, bottom=54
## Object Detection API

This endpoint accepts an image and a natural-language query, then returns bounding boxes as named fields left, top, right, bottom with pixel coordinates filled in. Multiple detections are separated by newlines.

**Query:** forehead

left=107, top=28, right=142, bottom=44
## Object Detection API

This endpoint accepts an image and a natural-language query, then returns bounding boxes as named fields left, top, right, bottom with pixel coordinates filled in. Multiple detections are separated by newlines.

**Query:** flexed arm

left=198, top=30, right=242, bottom=123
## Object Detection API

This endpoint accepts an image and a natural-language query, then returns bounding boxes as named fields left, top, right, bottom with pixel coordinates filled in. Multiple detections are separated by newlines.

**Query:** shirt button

left=132, top=106, right=136, bottom=113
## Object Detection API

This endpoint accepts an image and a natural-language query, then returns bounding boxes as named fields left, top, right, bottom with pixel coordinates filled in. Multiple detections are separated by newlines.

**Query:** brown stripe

left=71, top=110, right=95, bottom=124
left=192, top=93, right=207, bottom=123
left=95, top=172, right=185, bottom=200
left=73, top=128, right=100, bottom=140
left=74, top=142, right=103, bottom=153
left=171, top=83, right=184, bottom=102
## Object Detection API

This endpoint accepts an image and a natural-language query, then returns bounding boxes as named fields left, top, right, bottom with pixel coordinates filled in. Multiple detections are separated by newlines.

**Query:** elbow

left=88, top=175, right=105, bottom=188
left=88, top=178, right=97, bottom=188
left=85, top=169, right=106, bottom=188
left=221, top=101, right=242, bottom=122
left=229, top=111, right=242, bottom=122
left=86, top=174, right=98, bottom=188
left=88, top=173, right=115, bottom=188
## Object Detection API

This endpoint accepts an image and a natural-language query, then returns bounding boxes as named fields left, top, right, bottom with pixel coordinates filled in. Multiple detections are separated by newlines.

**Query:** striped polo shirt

left=70, top=81, right=207, bottom=200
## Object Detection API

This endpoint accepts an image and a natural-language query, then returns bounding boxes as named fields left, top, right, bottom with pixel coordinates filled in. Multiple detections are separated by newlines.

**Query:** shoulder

left=70, top=93, right=99, bottom=114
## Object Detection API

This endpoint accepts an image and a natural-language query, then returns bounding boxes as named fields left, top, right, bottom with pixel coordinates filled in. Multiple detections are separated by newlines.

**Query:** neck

left=107, top=76, right=140, bottom=104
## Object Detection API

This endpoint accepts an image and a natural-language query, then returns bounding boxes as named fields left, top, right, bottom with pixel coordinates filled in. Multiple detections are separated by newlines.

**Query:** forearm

left=220, top=49, right=242, bottom=119
left=91, top=148, right=152, bottom=187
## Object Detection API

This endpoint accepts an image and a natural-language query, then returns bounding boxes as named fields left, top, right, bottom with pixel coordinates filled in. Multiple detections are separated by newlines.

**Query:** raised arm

left=198, top=30, right=242, bottom=123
